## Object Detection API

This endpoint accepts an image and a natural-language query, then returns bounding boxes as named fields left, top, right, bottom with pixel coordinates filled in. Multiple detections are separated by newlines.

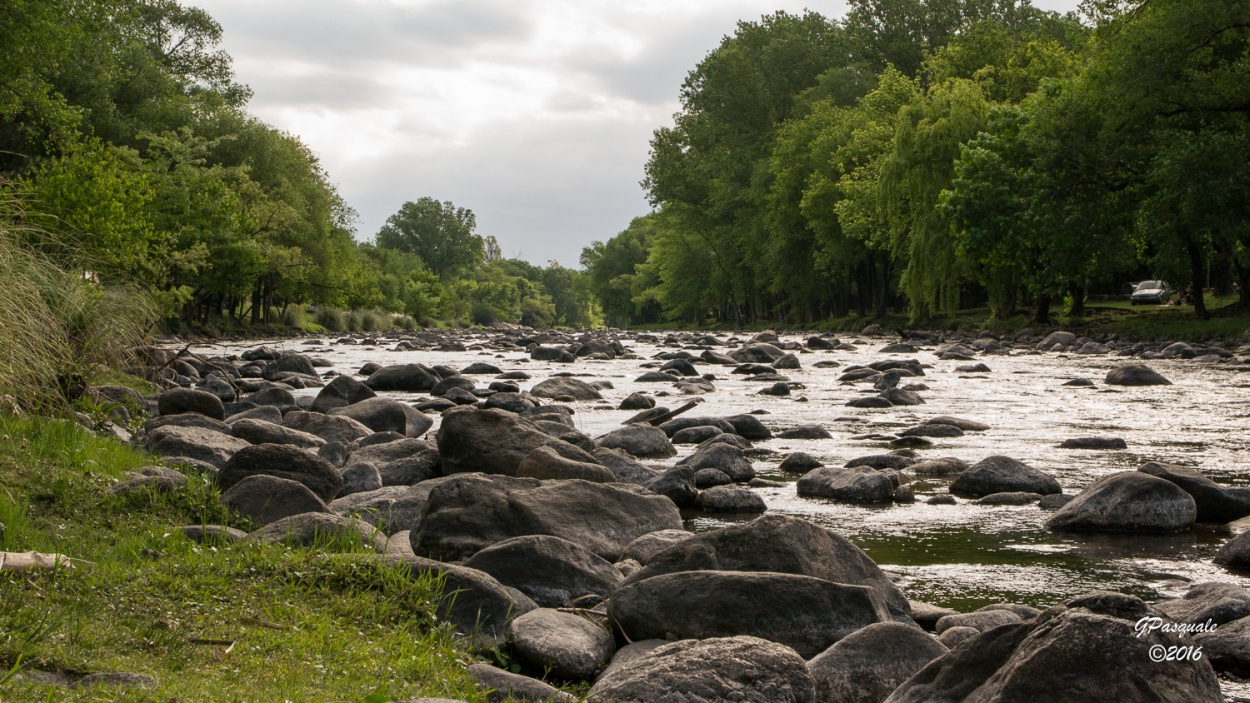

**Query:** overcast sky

left=195, top=0, right=1083, bottom=267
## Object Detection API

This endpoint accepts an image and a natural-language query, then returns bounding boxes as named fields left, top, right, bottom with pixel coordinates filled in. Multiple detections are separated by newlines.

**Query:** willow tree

left=879, top=79, right=988, bottom=321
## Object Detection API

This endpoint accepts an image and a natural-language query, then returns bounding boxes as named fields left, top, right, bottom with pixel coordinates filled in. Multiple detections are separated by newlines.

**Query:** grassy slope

left=0, top=415, right=490, bottom=703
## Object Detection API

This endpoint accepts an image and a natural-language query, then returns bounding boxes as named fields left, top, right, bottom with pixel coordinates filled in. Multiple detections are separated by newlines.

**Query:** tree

left=376, top=198, right=484, bottom=282
left=580, top=215, right=659, bottom=326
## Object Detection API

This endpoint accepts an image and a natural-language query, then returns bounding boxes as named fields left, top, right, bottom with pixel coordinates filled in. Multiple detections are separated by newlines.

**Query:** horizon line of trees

left=581, top=0, right=1250, bottom=327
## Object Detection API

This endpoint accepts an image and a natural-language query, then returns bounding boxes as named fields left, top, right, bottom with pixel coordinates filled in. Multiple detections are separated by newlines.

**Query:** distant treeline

left=2, top=0, right=597, bottom=331
left=581, top=0, right=1250, bottom=326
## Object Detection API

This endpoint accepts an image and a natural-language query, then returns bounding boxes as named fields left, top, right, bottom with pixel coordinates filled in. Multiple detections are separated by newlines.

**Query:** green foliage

left=376, top=198, right=484, bottom=282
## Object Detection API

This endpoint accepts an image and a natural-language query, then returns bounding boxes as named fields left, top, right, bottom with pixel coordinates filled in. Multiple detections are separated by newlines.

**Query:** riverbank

left=0, top=414, right=486, bottom=702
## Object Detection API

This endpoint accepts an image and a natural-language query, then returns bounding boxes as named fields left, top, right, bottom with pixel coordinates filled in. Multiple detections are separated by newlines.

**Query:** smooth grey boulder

left=177, top=524, right=248, bottom=544
left=807, top=622, right=948, bottom=703
left=645, top=466, right=698, bottom=507
left=696, top=485, right=767, bottom=513
left=609, top=570, right=890, bottom=658
left=726, top=414, right=773, bottom=440
left=779, top=452, right=823, bottom=474
left=657, top=416, right=737, bottom=437
left=509, top=608, right=616, bottom=681
left=624, top=515, right=910, bottom=619
left=411, top=473, right=682, bottom=562
left=145, top=425, right=251, bottom=468
left=592, top=447, right=661, bottom=485
left=900, top=424, right=963, bottom=438
left=846, top=454, right=917, bottom=471
left=309, top=375, right=376, bottom=413
left=517, top=445, right=615, bottom=483
left=531, top=377, right=603, bottom=401
left=283, top=411, right=374, bottom=444
left=677, top=443, right=755, bottom=482
left=884, top=607, right=1221, bottom=703
left=937, top=626, right=980, bottom=649
left=922, top=416, right=990, bottom=431
left=436, top=407, right=590, bottom=476
left=247, top=512, right=386, bottom=552
left=329, top=397, right=432, bottom=438
left=1105, top=363, right=1172, bottom=386
left=1194, top=614, right=1250, bottom=677
left=466, top=662, right=576, bottom=703
left=588, top=636, right=814, bottom=703
left=935, top=609, right=1023, bottom=634
left=329, top=481, right=447, bottom=535
left=1058, top=437, right=1127, bottom=449
left=950, top=456, right=1061, bottom=498
left=620, top=529, right=693, bottom=565
left=975, top=492, right=1043, bottom=506
left=229, top=419, right=326, bottom=449
left=595, top=424, right=677, bottom=459
left=463, top=535, right=623, bottom=608
left=1154, top=582, right=1250, bottom=626
left=218, top=443, right=343, bottom=501
left=910, top=602, right=959, bottom=632
left=531, top=346, right=575, bottom=363
left=1215, top=530, right=1250, bottom=571
left=1138, top=461, right=1250, bottom=523
left=363, top=363, right=440, bottom=392
left=245, top=387, right=297, bottom=407
left=158, top=387, right=225, bottom=420
left=1045, top=471, right=1196, bottom=533
left=337, top=462, right=382, bottom=497
left=777, top=425, right=833, bottom=440
left=224, top=405, right=284, bottom=425
left=797, top=466, right=895, bottom=504
left=220, top=474, right=329, bottom=525
left=619, top=392, right=654, bottom=410
left=461, top=362, right=503, bottom=375
left=731, top=343, right=787, bottom=363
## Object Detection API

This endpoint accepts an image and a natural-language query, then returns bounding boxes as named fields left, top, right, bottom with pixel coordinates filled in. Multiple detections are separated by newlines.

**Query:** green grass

left=0, top=414, right=496, bottom=703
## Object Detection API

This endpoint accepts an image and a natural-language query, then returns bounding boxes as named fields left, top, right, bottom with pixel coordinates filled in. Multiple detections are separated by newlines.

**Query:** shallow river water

left=187, top=332, right=1250, bottom=617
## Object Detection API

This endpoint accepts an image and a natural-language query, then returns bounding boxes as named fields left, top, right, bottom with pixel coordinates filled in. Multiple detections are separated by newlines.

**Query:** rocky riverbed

left=111, top=326, right=1250, bottom=701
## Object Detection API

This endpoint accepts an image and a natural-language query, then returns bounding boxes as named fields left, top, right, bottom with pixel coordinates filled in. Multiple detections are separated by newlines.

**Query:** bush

left=314, top=307, right=346, bottom=332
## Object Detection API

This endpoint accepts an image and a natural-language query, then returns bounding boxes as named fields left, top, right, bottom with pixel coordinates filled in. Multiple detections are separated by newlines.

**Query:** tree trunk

left=1068, top=281, right=1085, bottom=318
left=1188, top=241, right=1208, bottom=319
left=251, top=279, right=263, bottom=325
left=1034, top=293, right=1051, bottom=324
left=1212, top=243, right=1234, bottom=297
left=873, top=255, right=888, bottom=319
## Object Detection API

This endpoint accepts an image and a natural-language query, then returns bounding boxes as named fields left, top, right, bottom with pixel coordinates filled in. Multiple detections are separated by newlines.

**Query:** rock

left=1064, top=591, right=1149, bottom=621
left=725, top=414, right=773, bottom=440
left=671, top=425, right=726, bottom=444
left=411, top=473, right=682, bottom=562
left=950, top=456, right=1061, bottom=498
left=1045, top=471, right=1196, bottom=533
left=595, top=424, right=677, bottom=459
left=466, top=662, right=576, bottom=703
left=146, top=412, right=232, bottom=435
left=1105, top=363, right=1172, bottom=386
left=1058, top=437, right=1127, bottom=449
left=248, top=512, right=386, bottom=552
left=797, top=466, right=895, bottom=504
left=1155, top=582, right=1250, bottom=626
left=619, top=392, right=654, bottom=410
left=264, top=353, right=318, bottom=380
left=329, top=398, right=432, bottom=438
left=389, top=553, right=538, bottom=648
left=509, top=608, right=616, bottom=681
left=531, top=377, right=603, bottom=401
left=911, top=602, right=959, bottom=632
left=696, top=485, right=767, bottom=513
left=1039, top=494, right=1074, bottom=511
left=779, top=452, right=823, bottom=473
left=309, top=375, right=376, bottom=413
left=922, top=416, right=990, bottom=431
left=1194, top=614, right=1250, bottom=677
left=225, top=405, right=283, bottom=425
left=807, top=622, right=948, bottom=703
left=609, top=570, right=890, bottom=658
left=657, top=416, right=736, bottom=437
left=437, top=407, right=591, bottom=476
left=461, top=362, right=503, bottom=375
left=330, top=482, right=443, bottom=535
left=773, top=353, right=801, bottom=370
left=107, top=466, right=188, bottom=496
left=624, top=514, right=910, bottom=618
left=1138, top=461, right=1250, bottom=523
left=890, top=436, right=932, bottom=449
left=230, top=419, right=326, bottom=449
left=1063, top=378, right=1095, bottom=386
left=777, top=425, right=832, bottom=440
left=517, top=446, right=615, bottom=483
left=220, top=474, right=329, bottom=525
left=158, top=388, right=225, bottom=420
left=145, top=425, right=251, bottom=468
left=592, top=447, right=661, bottom=485
left=846, top=454, right=917, bottom=471
left=975, top=492, right=1043, bottom=506
left=937, top=626, right=980, bottom=648
left=282, top=411, right=374, bottom=444
left=731, top=343, right=787, bottom=363
left=347, top=438, right=441, bottom=486
left=694, top=468, right=732, bottom=488
left=463, top=535, right=623, bottom=608
left=926, top=495, right=957, bottom=505
left=531, top=346, right=576, bottom=363
left=880, top=343, right=918, bottom=354
left=338, top=462, right=383, bottom=496
left=587, top=636, right=815, bottom=703
left=430, top=375, right=476, bottom=397
left=363, top=364, right=440, bottom=392
left=620, top=529, right=693, bottom=565
left=1215, top=530, right=1250, bottom=571
left=908, top=457, right=968, bottom=476
left=847, top=397, right=895, bottom=408
left=900, top=424, right=964, bottom=438
left=936, top=609, right=1023, bottom=634
left=218, top=443, right=343, bottom=502
left=645, top=466, right=698, bottom=508
left=245, top=387, right=296, bottom=407
left=177, top=524, right=248, bottom=544
left=881, top=388, right=925, bottom=406
left=678, top=443, right=755, bottom=482
left=955, top=363, right=991, bottom=373
left=886, top=607, right=1222, bottom=703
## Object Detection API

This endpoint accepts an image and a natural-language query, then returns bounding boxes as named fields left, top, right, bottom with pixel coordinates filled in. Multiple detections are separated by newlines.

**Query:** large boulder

left=411, top=473, right=682, bottom=562
left=609, top=570, right=891, bottom=658
left=588, top=636, right=815, bottom=703
left=517, top=446, right=615, bottom=483
left=436, top=407, right=589, bottom=476
left=329, top=398, right=432, bottom=438
left=884, top=606, right=1221, bottom=703
left=677, top=443, right=755, bottom=482
left=797, top=466, right=895, bottom=504
left=807, top=622, right=948, bottom=703
left=158, top=387, right=225, bottom=420
left=247, top=512, right=387, bottom=552
left=309, top=375, right=376, bottom=413
left=595, top=424, right=677, bottom=459
left=1194, top=614, right=1250, bottom=677
left=145, top=425, right=251, bottom=468
left=509, top=608, right=616, bottom=681
left=1138, top=461, right=1250, bottom=523
left=220, top=474, right=329, bottom=525
left=346, top=439, right=441, bottom=486
left=229, top=419, right=325, bottom=449
left=282, top=411, right=374, bottom=444
left=462, top=535, right=623, bottom=608
left=1045, top=471, right=1196, bottom=533
left=1105, top=363, right=1172, bottom=386
left=624, top=515, right=910, bottom=619
left=530, top=377, right=603, bottom=401
left=466, top=662, right=576, bottom=703
left=950, top=456, right=1061, bottom=498
left=363, top=363, right=440, bottom=392
left=217, top=443, right=343, bottom=502
left=731, top=343, right=787, bottom=363
left=1154, top=582, right=1250, bottom=626
left=329, top=481, right=448, bottom=535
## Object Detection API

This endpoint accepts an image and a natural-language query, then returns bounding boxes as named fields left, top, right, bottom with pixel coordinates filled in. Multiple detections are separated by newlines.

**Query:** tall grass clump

left=0, top=185, right=157, bottom=410
left=314, top=306, right=347, bottom=332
